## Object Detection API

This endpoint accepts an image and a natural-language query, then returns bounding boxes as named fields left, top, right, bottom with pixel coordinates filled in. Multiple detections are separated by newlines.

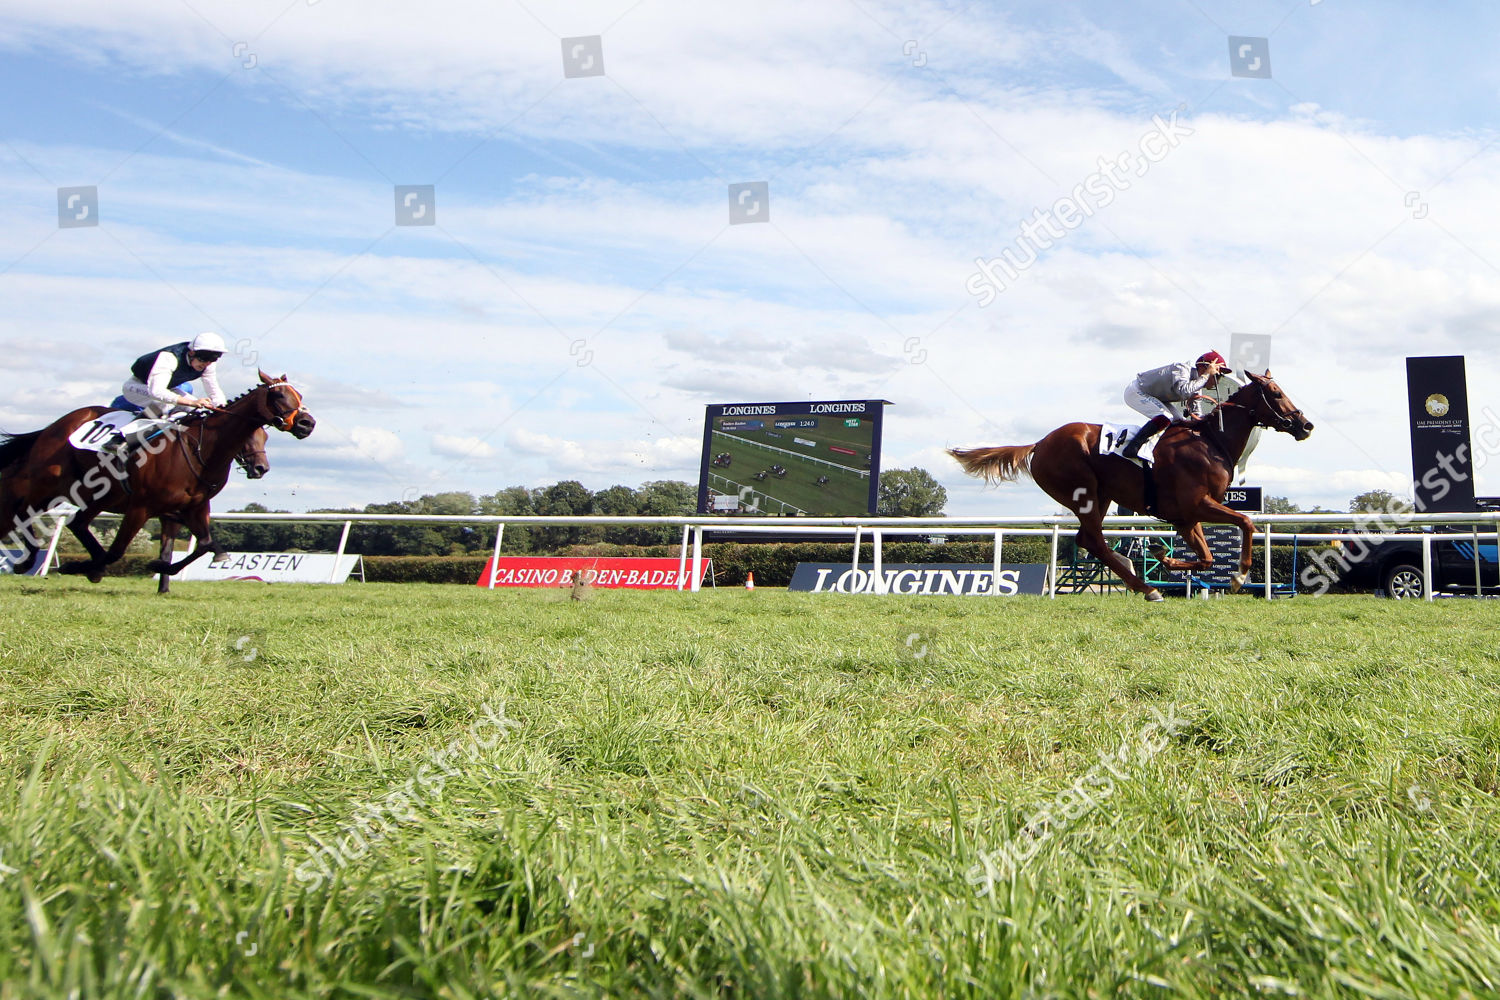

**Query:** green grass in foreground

left=1, top=579, right=1499, bottom=999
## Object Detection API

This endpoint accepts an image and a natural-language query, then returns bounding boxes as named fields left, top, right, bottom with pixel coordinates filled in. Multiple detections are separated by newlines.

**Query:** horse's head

left=255, top=370, right=316, bottom=439
left=1233, top=370, right=1314, bottom=440
left=235, top=427, right=270, bottom=479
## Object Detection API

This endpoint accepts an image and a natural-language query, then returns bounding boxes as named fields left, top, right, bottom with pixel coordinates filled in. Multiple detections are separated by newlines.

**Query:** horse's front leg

left=1151, top=522, right=1215, bottom=574
left=154, top=517, right=180, bottom=594
left=1202, top=501, right=1258, bottom=592
left=1151, top=502, right=1257, bottom=592
left=147, top=505, right=222, bottom=577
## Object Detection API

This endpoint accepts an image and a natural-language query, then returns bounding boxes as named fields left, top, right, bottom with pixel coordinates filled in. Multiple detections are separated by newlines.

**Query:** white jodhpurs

left=120, top=379, right=179, bottom=419
left=1123, top=381, right=1184, bottom=421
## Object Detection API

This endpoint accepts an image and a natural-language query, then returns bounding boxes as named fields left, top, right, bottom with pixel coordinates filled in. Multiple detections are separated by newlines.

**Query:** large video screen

left=696, top=399, right=887, bottom=515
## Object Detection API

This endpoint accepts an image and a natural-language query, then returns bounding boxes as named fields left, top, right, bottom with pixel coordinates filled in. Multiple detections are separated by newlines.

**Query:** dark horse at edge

left=949, top=371, right=1313, bottom=601
left=152, top=426, right=270, bottom=594
left=0, top=372, right=313, bottom=587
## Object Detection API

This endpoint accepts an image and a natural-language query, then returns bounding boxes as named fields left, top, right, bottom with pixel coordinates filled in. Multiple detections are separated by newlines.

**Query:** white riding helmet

left=190, top=331, right=226, bottom=355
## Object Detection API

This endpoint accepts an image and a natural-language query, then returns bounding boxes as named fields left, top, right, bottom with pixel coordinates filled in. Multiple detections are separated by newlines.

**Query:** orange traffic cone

left=745, top=572, right=755, bottom=591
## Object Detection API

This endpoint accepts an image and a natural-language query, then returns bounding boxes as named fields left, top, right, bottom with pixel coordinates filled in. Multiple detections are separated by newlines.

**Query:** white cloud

left=431, top=433, right=495, bottom=459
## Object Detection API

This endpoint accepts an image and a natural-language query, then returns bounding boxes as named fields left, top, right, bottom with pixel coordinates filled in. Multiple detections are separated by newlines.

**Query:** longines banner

left=789, top=563, right=1047, bottom=595
left=1406, top=355, right=1475, bottom=512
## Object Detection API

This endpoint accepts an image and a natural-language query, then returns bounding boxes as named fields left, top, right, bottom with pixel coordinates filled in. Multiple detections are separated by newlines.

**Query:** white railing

left=25, top=509, right=1500, bottom=602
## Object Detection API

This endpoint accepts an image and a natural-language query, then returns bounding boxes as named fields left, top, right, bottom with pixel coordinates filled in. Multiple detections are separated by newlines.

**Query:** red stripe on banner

left=830, top=446, right=857, bottom=455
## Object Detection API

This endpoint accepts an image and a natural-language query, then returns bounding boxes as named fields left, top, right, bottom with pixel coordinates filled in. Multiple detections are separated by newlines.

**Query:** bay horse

left=949, top=371, right=1312, bottom=601
left=0, top=372, right=313, bottom=585
left=152, top=426, right=270, bottom=595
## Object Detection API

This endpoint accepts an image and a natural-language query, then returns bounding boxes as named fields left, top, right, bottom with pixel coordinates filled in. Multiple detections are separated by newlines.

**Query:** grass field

left=3, top=579, right=1500, bottom=998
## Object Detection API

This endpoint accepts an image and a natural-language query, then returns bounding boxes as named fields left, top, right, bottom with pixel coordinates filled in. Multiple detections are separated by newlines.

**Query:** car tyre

left=1383, top=562, right=1425, bottom=600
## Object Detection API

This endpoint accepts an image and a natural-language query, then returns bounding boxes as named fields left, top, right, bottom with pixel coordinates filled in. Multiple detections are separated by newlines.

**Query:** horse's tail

left=947, top=445, right=1035, bottom=484
left=0, top=431, right=43, bottom=473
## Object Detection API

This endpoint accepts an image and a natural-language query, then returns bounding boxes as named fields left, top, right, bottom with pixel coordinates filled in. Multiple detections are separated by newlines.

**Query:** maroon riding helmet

left=1197, top=350, right=1231, bottom=372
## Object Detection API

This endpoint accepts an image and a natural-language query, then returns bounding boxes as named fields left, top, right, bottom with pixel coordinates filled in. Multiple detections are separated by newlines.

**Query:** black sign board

left=1222, top=486, right=1262, bottom=512
left=1406, top=356, right=1475, bottom=513
left=1172, top=525, right=1244, bottom=588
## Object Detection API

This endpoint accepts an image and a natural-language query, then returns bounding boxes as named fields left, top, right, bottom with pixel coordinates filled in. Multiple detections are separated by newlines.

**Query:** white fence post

left=37, top=513, right=68, bottom=578
left=1048, top=525, right=1060, bottom=599
left=1263, top=523, right=1273, bottom=600
left=487, top=523, right=505, bottom=589
left=690, top=526, right=704, bottom=592
left=677, top=524, right=691, bottom=591
left=330, top=521, right=353, bottom=584
left=872, top=529, right=885, bottom=594
left=1422, top=533, right=1433, bottom=601
left=1473, top=527, right=1482, bottom=596
left=991, top=530, right=1002, bottom=596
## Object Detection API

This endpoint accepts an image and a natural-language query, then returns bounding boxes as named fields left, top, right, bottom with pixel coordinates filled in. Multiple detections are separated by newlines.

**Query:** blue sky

left=2, top=0, right=1498, bottom=515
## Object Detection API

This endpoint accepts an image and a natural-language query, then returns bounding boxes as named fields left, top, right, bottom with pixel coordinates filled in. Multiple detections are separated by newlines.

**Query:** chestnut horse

left=949, top=372, right=1312, bottom=601
left=152, top=427, right=270, bottom=595
left=0, top=372, right=313, bottom=584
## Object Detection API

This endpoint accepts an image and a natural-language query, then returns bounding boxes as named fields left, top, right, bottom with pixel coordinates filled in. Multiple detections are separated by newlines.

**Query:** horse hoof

left=1144, top=589, right=1164, bottom=602
left=1230, top=573, right=1247, bottom=594
left=87, top=571, right=104, bottom=584
left=1148, top=545, right=1167, bottom=559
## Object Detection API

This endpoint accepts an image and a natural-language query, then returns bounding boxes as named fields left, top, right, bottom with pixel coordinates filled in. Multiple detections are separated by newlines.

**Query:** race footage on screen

left=696, top=400, right=887, bottom=515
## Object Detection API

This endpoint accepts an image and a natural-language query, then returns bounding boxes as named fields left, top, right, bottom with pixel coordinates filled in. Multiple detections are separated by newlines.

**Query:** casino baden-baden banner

left=477, top=557, right=711, bottom=590
left=1406, top=356, right=1475, bottom=513
left=178, top=552, right=363, bottom=583
left=789, top=563, right=1047, bottom=595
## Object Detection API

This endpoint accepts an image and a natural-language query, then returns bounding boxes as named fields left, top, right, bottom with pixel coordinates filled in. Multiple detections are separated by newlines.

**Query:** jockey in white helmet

left=113, top=332, right=230, bottom=416
left=1120, top=350, right=1231, bottom=459
left=101, top=333, right=231, bottom=462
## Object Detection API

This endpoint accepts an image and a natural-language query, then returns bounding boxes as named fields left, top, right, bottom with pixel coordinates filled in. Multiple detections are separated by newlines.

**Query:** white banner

left=177, top=551, right=362, bottom=584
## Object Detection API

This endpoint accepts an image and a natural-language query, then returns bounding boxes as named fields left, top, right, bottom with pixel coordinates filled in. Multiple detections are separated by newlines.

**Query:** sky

left=2, top=0, right=1498, bottom=517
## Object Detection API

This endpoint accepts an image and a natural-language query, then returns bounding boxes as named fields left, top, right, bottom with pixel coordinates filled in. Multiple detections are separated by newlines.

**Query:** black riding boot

left=1122, top=414, right=1172, bottom=460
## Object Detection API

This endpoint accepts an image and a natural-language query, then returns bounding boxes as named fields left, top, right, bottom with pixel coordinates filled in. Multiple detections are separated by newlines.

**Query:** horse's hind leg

left=58, top=506, right=110, bottom=580
left=1035, top=453, right=1160, bottom=601
left=62, top=506, right=150, bottom=584
left=1074, top=512, right=1162, bottom=602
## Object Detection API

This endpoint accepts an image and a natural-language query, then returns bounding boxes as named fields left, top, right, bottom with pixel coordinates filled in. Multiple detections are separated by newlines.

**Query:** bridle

left=261, top=379, right=307, bottom=433
left=200, top=380, right=306, bottom=432
left=1242, top=381, right=1303, bottom=434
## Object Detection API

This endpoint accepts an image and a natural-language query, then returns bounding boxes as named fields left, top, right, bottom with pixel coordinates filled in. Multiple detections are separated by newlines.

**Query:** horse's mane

left=223, top=383, right=269, bottom=407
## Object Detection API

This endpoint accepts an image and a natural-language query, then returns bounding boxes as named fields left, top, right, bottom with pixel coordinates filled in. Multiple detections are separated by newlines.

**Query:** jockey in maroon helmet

left=1120, top=351, right=1231, bottom=459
